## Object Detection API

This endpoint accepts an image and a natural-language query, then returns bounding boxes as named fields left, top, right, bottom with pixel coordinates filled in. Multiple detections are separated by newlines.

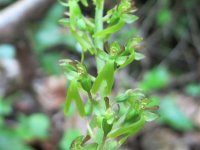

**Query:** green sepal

left=143, top=111, right=158, bottom=122
left=93, top=19, right=125, bottom=40
left=91, top=60, right=115, bottom=96
left=118, top=0, right=132, bottom=13
left=59, top=18, right=70, bottom=27
left=122, top=14, right=138, bottom=24
left=106, top=8, right=120, bottom=25
left=118, top=134, right=129, bottom=146
left=102, top=118, right=113, bottom=137
left=119, top=50, right=135, bottom=68
left=77, top=18, right=87, bottom=31
left=65, top=80, right=85, bottom=117
left=58, top=0, right=69, bottom=7
left=116, top=91, right=130, bottom=102
left=59, top=59, right=79, bottom=81
left=82, top=143, right=98, bottom=150
left=84, top=17, right=95, bottom=33
left=108, top=116, right=145, bottom=138
left=135, top=52, right=145, bottom=60
left=97, top=50, right=109, bottom=61
left=81, top=0, right=88, bottom=7
left=118, top=37, right=143, bottom=68
left=115, top=56, right=128, bottom=65
left=71, top=31, right=95, bottom=54
left=79, top=75, right=92, bottom=93
left=70, top=135, right=84, bottom=150
left=69, top=0, right=82, bottom=30
left=109, top=41, right=121, bottom=57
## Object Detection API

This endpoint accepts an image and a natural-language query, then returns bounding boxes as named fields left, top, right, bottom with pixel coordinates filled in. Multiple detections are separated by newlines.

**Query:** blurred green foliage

left=0, top=0, right=14, bottom=6
left=0, top=44, right=16, bottom=59
left=31, top=3, right=77, bottom=75
left=41, top=53, right=62, bottom=75
left=159, top=96, right=194, bottom=131
left=0, top=98, right=50, bottom=150
left=16, top=113, right=50, bottom=140
left=0, top=98, right=12, bottom=117
left=185, top=84, right=200, bottom=97
left=156, top=9, right=172, bottom=26
left=139, top=66, right=170, bottom=92
left=59, top=128, right=80, bottom=150
left=32, top=3, right=76, bottom=53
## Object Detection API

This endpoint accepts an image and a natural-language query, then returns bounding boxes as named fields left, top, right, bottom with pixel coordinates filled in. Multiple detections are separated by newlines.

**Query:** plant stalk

left=94, top=0, right=105, bottom=72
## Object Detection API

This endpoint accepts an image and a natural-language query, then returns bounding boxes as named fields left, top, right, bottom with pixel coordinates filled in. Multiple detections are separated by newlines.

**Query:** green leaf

left=159, top=96, right=194, bottom=131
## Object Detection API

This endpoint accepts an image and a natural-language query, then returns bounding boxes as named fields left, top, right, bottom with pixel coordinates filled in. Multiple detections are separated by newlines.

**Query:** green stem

left=98, top=135, right=106, bottom=150
left=81, top=51, right=84, bottom=63
left=87, top=91, right=95, bottom=103
left=94, top=0, right=105, bottom=72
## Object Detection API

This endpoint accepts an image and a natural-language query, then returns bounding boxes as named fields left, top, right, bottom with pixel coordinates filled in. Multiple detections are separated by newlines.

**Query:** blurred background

left=0, top=0, right=200, bottom=150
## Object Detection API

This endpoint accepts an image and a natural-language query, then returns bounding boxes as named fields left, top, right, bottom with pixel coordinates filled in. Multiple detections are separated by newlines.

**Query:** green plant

left=0, top=98, right=50, bottom=150
left=159, top=96, right=194, bottom=131
left=139, top=66, right=170, bottom=92
left=59, top=0, right=158, bottom=149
